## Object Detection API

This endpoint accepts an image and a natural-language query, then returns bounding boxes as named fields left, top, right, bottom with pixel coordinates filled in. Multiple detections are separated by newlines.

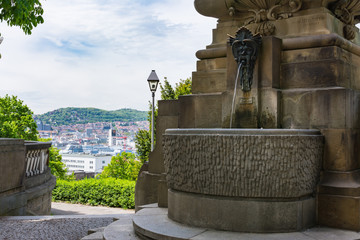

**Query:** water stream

left=230, top=63, right=242, bottom=128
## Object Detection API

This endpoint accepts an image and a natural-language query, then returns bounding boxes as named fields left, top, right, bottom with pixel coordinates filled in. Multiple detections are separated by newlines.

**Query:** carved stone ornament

left=229, top=27, right=262, bottom=92
left=230, top=0, right=303, bottom=36
left=329, top=0, right=360, bottom=40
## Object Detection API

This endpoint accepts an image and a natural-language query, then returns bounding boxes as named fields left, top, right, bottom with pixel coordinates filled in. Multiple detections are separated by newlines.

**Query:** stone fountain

left=134, top=0, right=360, bottom=237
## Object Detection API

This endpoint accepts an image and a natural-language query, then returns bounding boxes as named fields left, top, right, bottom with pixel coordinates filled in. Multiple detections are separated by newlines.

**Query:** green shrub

left=52, top=178, right=135, bottom=209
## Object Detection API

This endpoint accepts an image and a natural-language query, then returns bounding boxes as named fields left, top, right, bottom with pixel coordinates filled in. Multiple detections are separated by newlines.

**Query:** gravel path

left=0, top=203, right=135, bottom=240
left=0, top=216, right=115, bottom=240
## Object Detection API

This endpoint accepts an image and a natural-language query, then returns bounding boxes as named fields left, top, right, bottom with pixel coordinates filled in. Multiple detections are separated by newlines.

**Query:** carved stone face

left=229, top=27, right=261, bottom=92
left=236, top=42, right=254, bottom=65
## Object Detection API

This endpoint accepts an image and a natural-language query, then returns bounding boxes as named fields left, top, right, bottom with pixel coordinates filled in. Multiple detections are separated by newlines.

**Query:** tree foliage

left=174, top=78, right=192, bottom=99
left=48, top=145, right=67, bottom=179
left=134, top=129, right=151, bottom=163
left=99, top=152, right=142, bottom=181
left=160, top=77, right=192, bottom=100
left=134, top=102, right=157, bottom=163
left=38, top=138, right=73, bottom=180
left=0, top=94, right=38, bottom=140
left=0, top=0, right=44, bottom=35
left=160, top=77, right=175, bottom=100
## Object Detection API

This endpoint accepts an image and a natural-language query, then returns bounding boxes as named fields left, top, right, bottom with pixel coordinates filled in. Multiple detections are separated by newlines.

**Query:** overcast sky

left=0, top=0, right=216, bottom=114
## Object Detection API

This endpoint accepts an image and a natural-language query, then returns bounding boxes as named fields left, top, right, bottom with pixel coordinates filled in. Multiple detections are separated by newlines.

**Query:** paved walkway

left=51, top=202, right=135, bottom=215
left=0, top=202, right=134, bottom=240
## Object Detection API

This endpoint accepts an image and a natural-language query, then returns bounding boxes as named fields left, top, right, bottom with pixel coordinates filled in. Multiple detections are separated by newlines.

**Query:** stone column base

left=168, top=189, right=316, bottom=233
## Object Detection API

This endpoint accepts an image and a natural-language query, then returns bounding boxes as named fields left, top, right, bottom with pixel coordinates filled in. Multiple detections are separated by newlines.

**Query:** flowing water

left=230, top=63, right=242, bottom=128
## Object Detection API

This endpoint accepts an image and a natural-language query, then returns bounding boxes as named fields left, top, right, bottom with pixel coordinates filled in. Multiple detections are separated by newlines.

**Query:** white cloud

left=0, top=0, right=216, bottom=114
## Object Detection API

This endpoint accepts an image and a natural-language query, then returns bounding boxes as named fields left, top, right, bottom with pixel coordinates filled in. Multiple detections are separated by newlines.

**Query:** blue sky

left=0, top=0, right=216, bottom=114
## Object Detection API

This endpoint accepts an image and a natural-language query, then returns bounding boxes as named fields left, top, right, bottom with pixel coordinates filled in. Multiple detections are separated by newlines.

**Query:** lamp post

left=147, top=70, right=159, bottom=152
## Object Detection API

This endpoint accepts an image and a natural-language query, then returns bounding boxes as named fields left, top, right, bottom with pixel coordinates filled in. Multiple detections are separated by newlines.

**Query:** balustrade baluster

left=24, top=142, right=51, bottom=178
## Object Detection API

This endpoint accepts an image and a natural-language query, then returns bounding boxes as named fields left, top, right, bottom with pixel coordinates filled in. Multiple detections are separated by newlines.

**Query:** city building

left=61, top=154, right=112, bottom=173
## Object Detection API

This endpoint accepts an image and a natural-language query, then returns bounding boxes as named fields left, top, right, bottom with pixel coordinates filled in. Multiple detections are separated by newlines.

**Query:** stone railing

left=25, top=141, right=51, bottom=178
left=0, top=139, right=55, bottom=216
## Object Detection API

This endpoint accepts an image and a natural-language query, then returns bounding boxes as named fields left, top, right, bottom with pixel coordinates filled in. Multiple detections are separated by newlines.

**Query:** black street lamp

left=147, top=70, right=159, bottom=152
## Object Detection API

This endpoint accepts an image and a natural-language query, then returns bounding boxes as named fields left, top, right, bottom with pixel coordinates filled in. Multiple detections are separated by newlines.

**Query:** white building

left=61, top=154, right=112, bottom=173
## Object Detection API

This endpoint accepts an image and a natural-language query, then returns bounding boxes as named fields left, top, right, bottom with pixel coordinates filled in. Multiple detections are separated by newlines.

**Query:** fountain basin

left=163, top=128, right=324, bottom=232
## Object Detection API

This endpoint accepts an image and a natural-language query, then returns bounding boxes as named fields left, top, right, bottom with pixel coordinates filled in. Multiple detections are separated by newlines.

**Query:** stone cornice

left=195, top=0, right=360, bottom=40
left=329, top=0, right=360, bottom=40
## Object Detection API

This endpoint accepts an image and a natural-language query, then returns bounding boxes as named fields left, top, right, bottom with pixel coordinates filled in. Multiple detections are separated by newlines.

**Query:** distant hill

left=34, top=107, right=147, bottom=126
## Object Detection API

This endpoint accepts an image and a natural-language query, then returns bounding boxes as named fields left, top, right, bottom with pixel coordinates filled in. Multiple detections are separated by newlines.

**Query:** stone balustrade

left=0, top=139, right=56, bottom=216
left=25, top=141, right=51, bottom=178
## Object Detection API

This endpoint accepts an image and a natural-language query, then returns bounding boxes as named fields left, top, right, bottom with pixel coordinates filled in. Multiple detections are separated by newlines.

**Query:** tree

left=0, top=0, right=44, bottom=35
left=0, top=0, right=45, bottom=58
left=99, top=152, right=142, bottom=181
left=34, top=139, right=72, bottom=180
left=174, top=78, right=192, bottom=99
left=48, top=145, right=69, bottom=179
left=134, top=129, right=151, bottom=163
left=159, top=77, right=192, bottom=100
left=134, top=102, right=157, bottom=163
left=0, top=96, right=70, bottom=179
left=160, top=77, right=175, bottom=100
left=0, top=94, right=38, bottom=140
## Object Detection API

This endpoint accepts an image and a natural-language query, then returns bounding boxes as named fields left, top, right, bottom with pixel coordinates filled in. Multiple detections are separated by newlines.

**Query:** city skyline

left=0, top=0, right=217, bottom=114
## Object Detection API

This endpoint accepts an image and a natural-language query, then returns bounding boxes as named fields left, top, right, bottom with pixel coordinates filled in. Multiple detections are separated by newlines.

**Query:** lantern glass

left=147, top=70, right=159, bottom=92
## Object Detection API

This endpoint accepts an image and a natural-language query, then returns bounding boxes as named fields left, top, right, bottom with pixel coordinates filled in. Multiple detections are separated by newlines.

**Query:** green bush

left=52, top=178, right=135, bottom=209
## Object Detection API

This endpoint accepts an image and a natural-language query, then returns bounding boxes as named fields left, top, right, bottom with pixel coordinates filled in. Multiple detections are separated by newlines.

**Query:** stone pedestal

left=134, top=0, right=360, bottom=232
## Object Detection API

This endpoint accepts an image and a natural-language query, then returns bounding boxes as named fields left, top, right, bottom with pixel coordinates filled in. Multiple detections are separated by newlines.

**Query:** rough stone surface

left=0, top=216, right=115, bottom=240
left=26, top=192, right=52, bottom=215
left=0, top=139, right=25, bottom=193
left=163, top=129, right=323, bottom=198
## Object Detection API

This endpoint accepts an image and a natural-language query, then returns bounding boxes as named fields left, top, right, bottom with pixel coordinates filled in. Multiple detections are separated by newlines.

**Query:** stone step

left=88, top=227, right=105, bottom=235
left=196, top=57, right=227, bottom=72
left=103, top=215, right=140, bottom=240
left=131, top=206, right=360, bottom=240
left=192, top=69, right=227, bottom=94
left=81, top=231, right=104, bottom=240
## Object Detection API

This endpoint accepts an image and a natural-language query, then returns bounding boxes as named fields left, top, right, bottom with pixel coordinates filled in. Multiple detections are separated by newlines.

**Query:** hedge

left=52, top=178, right=136, bottom=209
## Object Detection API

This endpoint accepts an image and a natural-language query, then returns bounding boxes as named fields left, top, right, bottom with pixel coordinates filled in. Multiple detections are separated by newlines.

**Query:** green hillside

left=34, top=107, right=147, bottom=126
